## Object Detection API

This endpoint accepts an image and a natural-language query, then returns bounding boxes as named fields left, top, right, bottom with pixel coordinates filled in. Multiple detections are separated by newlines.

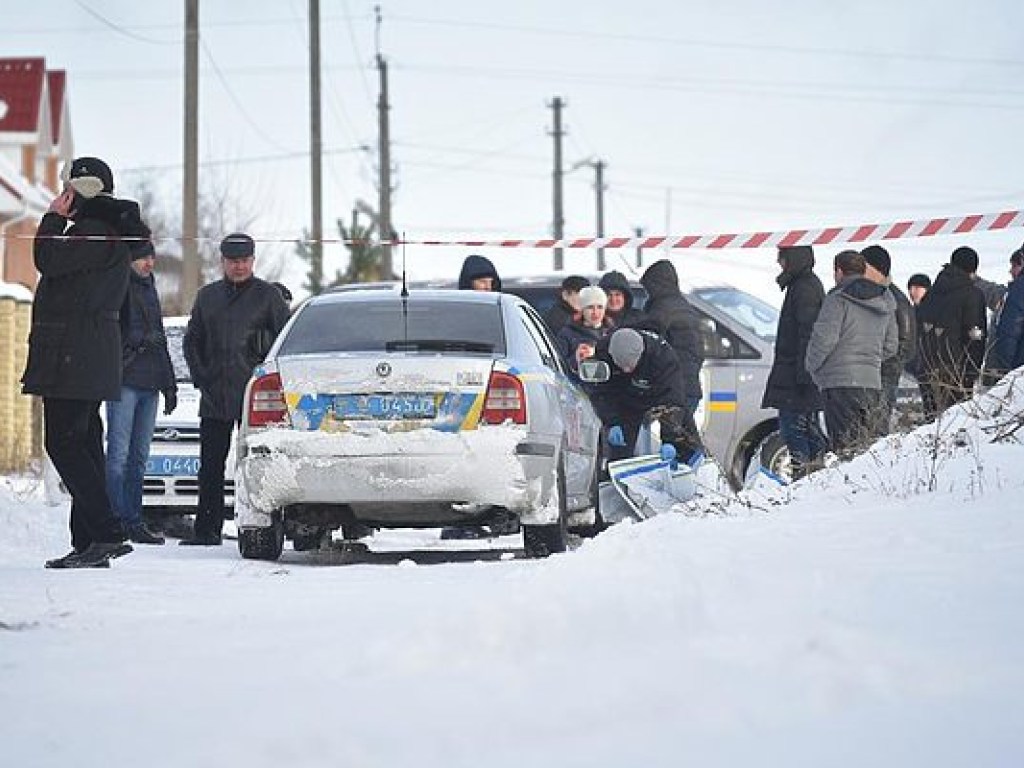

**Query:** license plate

left=333, top=393, right=437, bottom=420
left=146, top=455, right=201, bottom=476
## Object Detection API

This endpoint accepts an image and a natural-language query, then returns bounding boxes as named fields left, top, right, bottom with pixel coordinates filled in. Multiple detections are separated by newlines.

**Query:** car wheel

left=751, top=430, right=791, bottom=483
left=238, top=513, right=285, bottom=561
left=523, top=461, right=569, bottom=558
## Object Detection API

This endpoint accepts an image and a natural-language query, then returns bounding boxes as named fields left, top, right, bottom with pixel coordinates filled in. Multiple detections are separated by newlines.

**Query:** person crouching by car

left=591, top=328, right=705, bottom=467
left=105, top=237, right=178, bottom=545
left=181, top=233, right=291, bottom=546
left=556, top=285, right=615, bottom=375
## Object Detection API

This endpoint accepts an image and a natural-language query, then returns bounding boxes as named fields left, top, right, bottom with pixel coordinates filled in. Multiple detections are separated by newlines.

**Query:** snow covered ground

left=3, top=375, right=1024, bottom=767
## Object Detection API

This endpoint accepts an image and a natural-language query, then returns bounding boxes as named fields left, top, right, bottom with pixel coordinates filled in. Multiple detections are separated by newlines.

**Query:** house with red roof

left=0, top=57, right=74, bottom=291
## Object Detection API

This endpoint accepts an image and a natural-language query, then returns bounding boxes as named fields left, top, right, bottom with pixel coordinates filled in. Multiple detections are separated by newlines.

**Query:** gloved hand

left=607, top=425, right=626, bottom=447
left=162, top=389, right=178, bottom=415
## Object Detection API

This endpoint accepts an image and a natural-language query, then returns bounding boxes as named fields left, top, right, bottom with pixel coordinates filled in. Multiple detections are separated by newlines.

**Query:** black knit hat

left=907, top=273, right=931, bottom=290
left=862, top=244, right=892, bottom=277
left=130, top=239, right=155, bottom=260
left=950, top=246, right=979, bottom=274
left=220, top=232, right=255, bottom=258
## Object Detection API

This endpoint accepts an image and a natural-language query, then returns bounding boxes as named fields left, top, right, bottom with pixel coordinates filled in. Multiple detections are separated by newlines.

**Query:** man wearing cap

left=591, top=327, right=705, bottom=466
left=863, top=244, right=916, bottom=429
left=105, top=235, right=178, bottom=545
left=181, top=233, right=291, bottom=545
left=915, top=246, right=988, bottom=418
left=23, top=156, right=148, bottom=568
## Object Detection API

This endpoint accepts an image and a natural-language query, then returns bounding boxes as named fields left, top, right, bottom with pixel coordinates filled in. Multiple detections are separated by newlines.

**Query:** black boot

left=129, top=524, right=165, bottom=545
left=179, top=532, right=222, bottom=546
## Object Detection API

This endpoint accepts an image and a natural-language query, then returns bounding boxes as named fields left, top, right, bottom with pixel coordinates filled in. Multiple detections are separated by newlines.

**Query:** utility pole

left=375, top=6, right=394, bottom=280
left=549, top=96, right=565, bottom=271
left=594, top=159, right=606, bottom=271
left=634, top=226, right=644, bottom=269
left=308, top=0, right=323, bottom=294
left=182, top=0, right=199, bottom=308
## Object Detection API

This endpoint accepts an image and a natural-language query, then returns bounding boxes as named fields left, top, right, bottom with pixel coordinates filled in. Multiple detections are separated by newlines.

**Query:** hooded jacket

left=916, top=264, right=988, bottom=388
left=805, top=275, right=898, bottom=391
left=457, top=255, right=502, bottom=291
left=762, top=247, right=825, bottom=411
left=636, top=260, right=704, bottom=399
left=598, top=270, right=644, bottom=327
left=993, top=272, right=1024, bottom=373
left=22, top=195, right=144, bottom=401
left=590, top=329, right=687, bottom=423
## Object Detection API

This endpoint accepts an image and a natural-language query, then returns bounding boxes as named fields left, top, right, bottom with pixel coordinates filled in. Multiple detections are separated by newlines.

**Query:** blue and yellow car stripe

left=707, top=391, right=738, bottom=413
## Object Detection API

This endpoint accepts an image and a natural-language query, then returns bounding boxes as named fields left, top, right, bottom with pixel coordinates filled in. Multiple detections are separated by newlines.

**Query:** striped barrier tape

left=7, top=208, right=1024, bottom=249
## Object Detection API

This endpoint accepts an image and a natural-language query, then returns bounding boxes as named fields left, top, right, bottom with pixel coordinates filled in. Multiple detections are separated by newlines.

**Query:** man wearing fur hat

left=23, top=156, right=147, bottom=568
left=181, top=233, right=290, bottom=545
left=105, top=236, right=178, bottom=546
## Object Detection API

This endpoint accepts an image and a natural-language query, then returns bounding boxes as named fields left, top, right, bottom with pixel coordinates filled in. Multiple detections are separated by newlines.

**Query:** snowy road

left=3, top=478, right=1024, bottom=768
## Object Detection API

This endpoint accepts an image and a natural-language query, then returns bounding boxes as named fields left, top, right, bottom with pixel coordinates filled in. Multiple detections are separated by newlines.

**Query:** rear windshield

left=279, top=299, right=507, bottom=355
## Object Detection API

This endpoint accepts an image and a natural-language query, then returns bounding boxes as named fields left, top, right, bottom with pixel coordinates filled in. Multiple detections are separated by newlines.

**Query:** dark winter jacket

left=555, top=317, right=615, bottom=374
left=22, top=196, right=145, bottom=401
left=635, top=260, right=704, bottom=400
left=599, top=270, right=644, bottom=327
left=762, top=247, right=824, bottom=411
left=992, top=273, right=1024, bottom=374
left=544, top=296, right=579, bottom=334
left=183, top=276, right=291, bottom=421
left=119, top=269, right=176, bottom=395
left=805, top=275, right=898, bottom=391
left=881, top=282, right=916, bottom=394
left=590, top=329, right=687, bottom=424
left=457, top=255, right=502, bottom=291
left=916, top=264, right=988, bottom=390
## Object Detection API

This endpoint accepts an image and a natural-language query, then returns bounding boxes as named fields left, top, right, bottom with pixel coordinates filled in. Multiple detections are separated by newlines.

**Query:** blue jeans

left=777, top=408, right=826, bottom=467
left=106, top=386, right=159, bottom=529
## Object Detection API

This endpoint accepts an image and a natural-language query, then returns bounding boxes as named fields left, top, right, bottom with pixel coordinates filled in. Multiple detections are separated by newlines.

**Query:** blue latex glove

left=659, top=443, right=678, bottom=468
left=607, top=425, right=626, bottom=447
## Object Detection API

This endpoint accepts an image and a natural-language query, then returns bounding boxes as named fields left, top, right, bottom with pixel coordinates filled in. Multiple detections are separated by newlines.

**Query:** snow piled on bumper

left=236, top=424, right=543, bottom=522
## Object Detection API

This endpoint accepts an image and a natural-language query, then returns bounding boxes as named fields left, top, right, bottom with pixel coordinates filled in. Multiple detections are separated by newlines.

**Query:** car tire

left=523, top=460, right=569, bottom=558
left=752, top=430, right=791, bottom=483
left=238, top=514, right=285, bottom=561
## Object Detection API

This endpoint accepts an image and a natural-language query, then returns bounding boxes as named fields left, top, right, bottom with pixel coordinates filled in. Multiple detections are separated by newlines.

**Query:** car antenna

left=399, top=231, right=409, bottom=299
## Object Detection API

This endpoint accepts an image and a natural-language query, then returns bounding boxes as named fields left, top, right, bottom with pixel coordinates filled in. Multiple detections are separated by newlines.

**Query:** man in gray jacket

left=805, top=250, right=898, bottom=460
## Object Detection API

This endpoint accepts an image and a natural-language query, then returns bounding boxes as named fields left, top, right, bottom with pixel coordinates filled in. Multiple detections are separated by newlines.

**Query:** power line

left=72, top=0, right=178, bottom=45
left=388, top=12, right=1024, bottom=70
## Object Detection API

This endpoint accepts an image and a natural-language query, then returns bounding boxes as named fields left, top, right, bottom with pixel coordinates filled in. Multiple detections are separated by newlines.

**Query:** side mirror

left=578, top=359, right=611, bottom=383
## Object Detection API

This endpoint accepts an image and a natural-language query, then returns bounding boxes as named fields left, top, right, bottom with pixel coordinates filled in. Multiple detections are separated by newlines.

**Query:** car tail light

left=481, top=370, right=527, bottom=425
left=247, top=372, right=289, bottom=427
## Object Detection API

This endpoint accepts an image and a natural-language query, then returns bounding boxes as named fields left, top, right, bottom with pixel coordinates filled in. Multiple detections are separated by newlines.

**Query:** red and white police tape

left=11, top=208, right=1024, bottom=249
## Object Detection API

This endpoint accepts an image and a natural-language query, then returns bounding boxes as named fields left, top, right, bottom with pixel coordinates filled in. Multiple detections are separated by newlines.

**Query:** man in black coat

left=181, top=233, right=291, bottom=545
left=543, top=274, right=589, bottom=334
left=457, top=254, right=502, bottom=291
left=862, top=244, right=916, bottom=428
left=761, top=245, right=826, bottom=478
left=599, top=270, right=644, bottom=327
left=591, top=328, right=704, bottom=465
left=23, top=156, right=146, bottom=568
left=636, top=259, right=705, bottom=413
left=916, top=246, right=988, bottom=419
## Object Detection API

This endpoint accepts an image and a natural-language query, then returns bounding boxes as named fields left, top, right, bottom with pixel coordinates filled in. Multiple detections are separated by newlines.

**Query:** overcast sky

left=8, top=0, right=1024, bottom=296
